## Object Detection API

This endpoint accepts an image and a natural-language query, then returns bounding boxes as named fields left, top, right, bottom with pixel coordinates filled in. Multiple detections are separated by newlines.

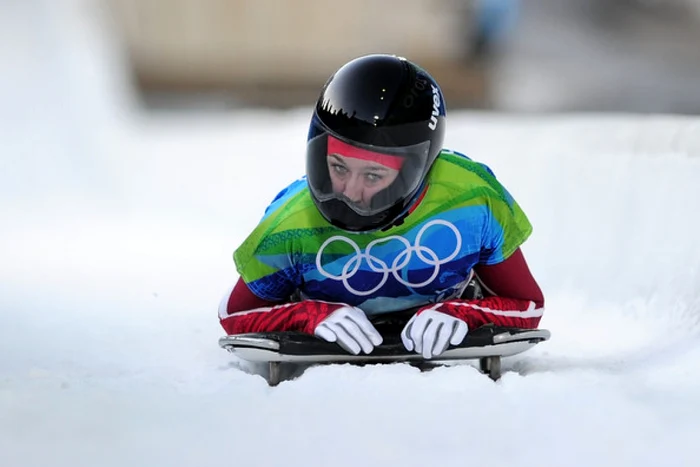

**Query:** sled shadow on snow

left=509, top=333, right=700, bottom=378
left=219, top=310, right=551, bottom=386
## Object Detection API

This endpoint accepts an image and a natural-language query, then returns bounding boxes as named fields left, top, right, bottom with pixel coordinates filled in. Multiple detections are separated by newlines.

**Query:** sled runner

left=219, top=310, right=550, bottom=385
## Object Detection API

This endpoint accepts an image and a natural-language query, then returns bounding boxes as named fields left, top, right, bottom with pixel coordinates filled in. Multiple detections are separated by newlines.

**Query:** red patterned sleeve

left=429, top=248, right=545, bottom=329
left=218, top=277, right=343, bottom=335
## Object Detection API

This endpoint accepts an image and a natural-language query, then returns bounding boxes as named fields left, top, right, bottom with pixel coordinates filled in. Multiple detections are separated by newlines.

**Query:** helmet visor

left=307, top=129, right=431, bottom=217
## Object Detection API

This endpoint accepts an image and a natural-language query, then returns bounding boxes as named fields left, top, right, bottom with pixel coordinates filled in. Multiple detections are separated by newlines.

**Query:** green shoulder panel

left=427, top=151, right=533, bottom=262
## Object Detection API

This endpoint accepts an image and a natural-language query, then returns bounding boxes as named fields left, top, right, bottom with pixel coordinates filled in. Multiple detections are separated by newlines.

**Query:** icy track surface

left=2, top=3, right=700, bottom=467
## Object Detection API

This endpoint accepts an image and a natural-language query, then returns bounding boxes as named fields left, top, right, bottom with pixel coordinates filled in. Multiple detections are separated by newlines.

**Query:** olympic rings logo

left=315, top=219, right=462, bottom=296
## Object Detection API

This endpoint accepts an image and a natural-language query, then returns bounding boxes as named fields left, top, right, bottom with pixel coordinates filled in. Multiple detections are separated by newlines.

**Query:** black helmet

left=306, top=54, right=446, bottom=232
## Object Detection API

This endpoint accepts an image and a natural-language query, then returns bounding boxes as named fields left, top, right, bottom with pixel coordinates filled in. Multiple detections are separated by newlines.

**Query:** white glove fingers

left=431, top=321, right=452, bottom=358
left=328, top=322, right=362, bottom=355
left=314, top=324, right=337, bottom=343
left=421, top=319, right=445, bottom=359
left=450, top=321, right=469, bottom=346
left=337, top=317, right=375, bottom=354
left=401, top=321, right=415, bottom=351
left=314, top=306, right=383, bottom=355
left=349, top=313, right=383, bottom=346
left=409, top=314, right=430, bottom=355
left=400, top=309, right=470, bottom=359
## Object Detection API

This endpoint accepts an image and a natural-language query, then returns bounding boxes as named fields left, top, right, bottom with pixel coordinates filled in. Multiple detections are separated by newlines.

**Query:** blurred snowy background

left=1, top=1, right=700, bottom=467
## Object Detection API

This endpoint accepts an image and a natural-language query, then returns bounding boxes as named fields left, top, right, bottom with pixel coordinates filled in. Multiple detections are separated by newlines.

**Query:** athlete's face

left=326, top=154, right=400, bottom=208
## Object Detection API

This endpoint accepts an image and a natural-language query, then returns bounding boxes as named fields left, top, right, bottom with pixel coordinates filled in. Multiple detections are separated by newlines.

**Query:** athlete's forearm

left=219, top=278, right=344, bottom=335
left=427, top=297, right=543, bottom=330
left=219, top=300, right=344, bottom=335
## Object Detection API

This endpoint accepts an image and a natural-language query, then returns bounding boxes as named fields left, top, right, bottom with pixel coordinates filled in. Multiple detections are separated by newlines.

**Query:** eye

left=364, top=173, right=383, bottom=183
left=331, top=164, right=348, bottom=175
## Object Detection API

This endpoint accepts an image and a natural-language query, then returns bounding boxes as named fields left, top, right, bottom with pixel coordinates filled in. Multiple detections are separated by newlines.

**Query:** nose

left=343, top=175, right=363, bottom=203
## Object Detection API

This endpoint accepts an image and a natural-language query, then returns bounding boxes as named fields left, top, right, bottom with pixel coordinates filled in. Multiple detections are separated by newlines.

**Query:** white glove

left=314, top=306, right=383, bottom=355
left=401, top=309, right=468, bottom=359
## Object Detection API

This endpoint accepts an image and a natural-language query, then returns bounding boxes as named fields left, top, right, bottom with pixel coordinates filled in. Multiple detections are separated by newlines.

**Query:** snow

left=2, top=2, right=700, bottom=467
